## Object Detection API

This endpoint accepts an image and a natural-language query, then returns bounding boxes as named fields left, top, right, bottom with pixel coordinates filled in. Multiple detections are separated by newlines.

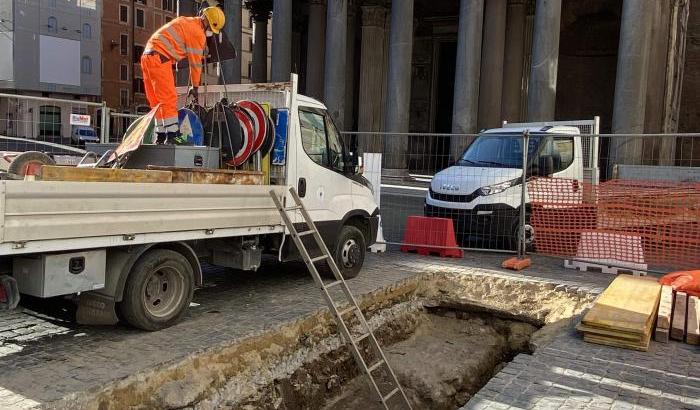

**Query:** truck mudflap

left=0, top=275, right=20, bottom=310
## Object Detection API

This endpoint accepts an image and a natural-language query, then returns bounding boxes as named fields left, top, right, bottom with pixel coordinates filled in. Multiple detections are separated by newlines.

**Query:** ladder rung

left=284, top=205, right=303, bottom=211
left=311, top=255, right=329, bottom=263
left=324, top=280, right=343, bottom=289
left=383, top=388, right=400, bottom=402
left=354, top=332, right=371, bottom=344
left=296, top=230, right=315, bottom=237
left=368, top=359, right=384, bottom=373
left=338, top=306, right=356, bottom=317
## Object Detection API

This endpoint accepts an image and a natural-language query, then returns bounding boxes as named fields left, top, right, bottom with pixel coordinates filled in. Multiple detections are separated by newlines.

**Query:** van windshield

left=456, top=134, right=542, bottom=169
left=78, top=129, right=95, bottom=137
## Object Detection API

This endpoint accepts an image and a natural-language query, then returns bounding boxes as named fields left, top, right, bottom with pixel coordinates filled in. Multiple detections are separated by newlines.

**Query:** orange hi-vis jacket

left=145, top=16, right=206, bottom=87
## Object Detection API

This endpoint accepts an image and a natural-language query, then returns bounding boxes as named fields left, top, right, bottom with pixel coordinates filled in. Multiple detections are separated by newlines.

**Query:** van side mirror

left=538, top=155, right=554, bottom=176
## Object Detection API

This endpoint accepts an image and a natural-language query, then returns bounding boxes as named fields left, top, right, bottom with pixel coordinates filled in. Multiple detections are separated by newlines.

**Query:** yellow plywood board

left=584, top=333, right=651, bottom=352
left=582, top=275, right=661, bottom=335
left=39, top=166, right=172, bottom=183
left=576, top=323, right=645, bottom=342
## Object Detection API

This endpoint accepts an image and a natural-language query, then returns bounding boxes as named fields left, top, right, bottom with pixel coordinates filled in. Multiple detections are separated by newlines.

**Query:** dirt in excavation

left=322, top=311, right=537, bottom=410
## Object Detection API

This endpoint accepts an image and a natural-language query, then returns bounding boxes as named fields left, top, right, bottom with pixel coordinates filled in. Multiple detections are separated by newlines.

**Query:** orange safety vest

left=145, top=16, right=206, bottom=87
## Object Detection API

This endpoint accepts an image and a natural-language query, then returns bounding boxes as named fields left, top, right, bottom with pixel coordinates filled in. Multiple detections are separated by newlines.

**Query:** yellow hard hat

left=202, top=7, right=225, bottom=34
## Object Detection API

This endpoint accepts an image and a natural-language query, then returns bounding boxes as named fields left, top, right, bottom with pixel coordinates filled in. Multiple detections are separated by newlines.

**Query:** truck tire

left=330, top=225, right=366, bottom=280
left=118, top=249, right=194, bottom=331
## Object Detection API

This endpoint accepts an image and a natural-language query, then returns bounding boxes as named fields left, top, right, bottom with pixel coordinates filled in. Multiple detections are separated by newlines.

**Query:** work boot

left=155, top=133, right=167, bottom=145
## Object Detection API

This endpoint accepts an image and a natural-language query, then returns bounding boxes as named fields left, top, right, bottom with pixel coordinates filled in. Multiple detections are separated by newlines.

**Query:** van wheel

left=119, top=249, right=194, bottom=331
left=328, top=225, right=366, bottom=280
left=511, top=216, right=535, bottom=253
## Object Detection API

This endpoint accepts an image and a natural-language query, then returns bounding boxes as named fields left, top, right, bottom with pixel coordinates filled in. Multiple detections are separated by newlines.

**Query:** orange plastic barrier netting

left=528, top=177, right=700, bottom=270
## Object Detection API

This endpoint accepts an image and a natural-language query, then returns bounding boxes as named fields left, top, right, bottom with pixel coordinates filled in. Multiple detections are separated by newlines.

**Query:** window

left=47, top=16, right=57, bottom=33
left=162, top=0, right=175, bottom=12
left=120, top=5, right=129, bottom=23
left=136, top=0, right=147, bottom=4
left=548, top=137, right=575, bottom=173
left=249, top=38, right=253, bottom=52
left=120, top=89, right=129, bottom=107
left=136, top=9, right=145, bottom=28
left=39, top=106, right=61, bottom=137
left=81, top=56, right=92, bottom=74
left=133, top=45, right=144, bottom=63
left=120, top=64, right=129, bottom=81
left=82, top=23, right=92, bottom=39
left=299, top=109, right=347, bottom=172
left=120, top=34, right=128, bottom=55
left=248, top=62, right=252, bottom=79
left=133, top=78, right=145, bottom=94
left=165, top=16, right=173, bottom=23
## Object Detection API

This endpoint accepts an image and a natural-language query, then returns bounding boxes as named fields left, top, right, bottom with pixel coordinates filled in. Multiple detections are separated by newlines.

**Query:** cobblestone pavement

left=462, top=328, right=700, bottom=410
left=0, top=249, right=688, bottom=410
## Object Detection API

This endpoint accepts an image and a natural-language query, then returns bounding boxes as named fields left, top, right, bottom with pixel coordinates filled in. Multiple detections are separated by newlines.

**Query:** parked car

left=71, top=126, right=99, bottom=146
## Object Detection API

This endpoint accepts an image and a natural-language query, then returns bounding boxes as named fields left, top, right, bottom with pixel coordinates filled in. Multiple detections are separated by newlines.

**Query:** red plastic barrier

left=400, top=216, right=463, bottom=258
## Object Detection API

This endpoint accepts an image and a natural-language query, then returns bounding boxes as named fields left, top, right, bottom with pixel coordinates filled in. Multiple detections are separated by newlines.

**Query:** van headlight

left=478, top=178, right=520, bottom=196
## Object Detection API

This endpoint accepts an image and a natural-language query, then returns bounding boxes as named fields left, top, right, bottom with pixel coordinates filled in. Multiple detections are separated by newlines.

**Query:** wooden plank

left=584, top=333, right=650, bottom=352
left=657, top=285, right=674, bottom=329
left=671, top=292, right=688, bottom=341
left=146, top=166, right=263, bottom=185
left=39, top=166, right=172, bottom=183
left=582, top=275, right=661, bottom=334
left=576, top=323, right=645, bottom=341
left=654, top=327, right=669, bottom=343
left=687, top=296, right=699, bottom=345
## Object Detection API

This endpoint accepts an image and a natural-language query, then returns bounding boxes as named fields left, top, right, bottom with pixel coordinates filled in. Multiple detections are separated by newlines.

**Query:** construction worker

left=141, top=7, right=225, bottom=144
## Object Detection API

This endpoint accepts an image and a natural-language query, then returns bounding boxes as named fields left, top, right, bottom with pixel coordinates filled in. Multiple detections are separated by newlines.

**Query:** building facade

left=249, top=0, right=699, bottom=170
left=0, top=0, right=102, bottom=141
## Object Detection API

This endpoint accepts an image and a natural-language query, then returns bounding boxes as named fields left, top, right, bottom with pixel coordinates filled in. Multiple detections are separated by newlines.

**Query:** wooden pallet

left=658, top=290, right=700, bottom=346
left=564, top=259, right=646, bottom=276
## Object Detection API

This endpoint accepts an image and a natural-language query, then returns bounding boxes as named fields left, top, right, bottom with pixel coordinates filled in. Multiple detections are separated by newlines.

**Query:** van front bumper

left=424, top=203, right=518, bottom=249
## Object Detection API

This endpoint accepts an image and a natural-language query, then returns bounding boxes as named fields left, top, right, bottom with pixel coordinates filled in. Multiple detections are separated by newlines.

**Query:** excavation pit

left=55, top=272, right=596, bottom=410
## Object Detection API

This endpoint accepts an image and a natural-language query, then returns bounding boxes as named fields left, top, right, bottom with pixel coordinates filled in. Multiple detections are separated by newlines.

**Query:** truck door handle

left=298, top=178, right=307, bottom=198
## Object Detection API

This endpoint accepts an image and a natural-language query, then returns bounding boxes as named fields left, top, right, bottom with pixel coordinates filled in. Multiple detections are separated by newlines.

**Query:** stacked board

left=655, top=288, right=700, bottom=345
left=577, top=275, right=661, bottom=351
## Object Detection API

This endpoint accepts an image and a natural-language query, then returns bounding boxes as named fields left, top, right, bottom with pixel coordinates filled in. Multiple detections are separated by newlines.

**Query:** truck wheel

left=331, top=225, right=366, bottom=279
left=511, top=216, right=535, bottom=253
left=119, top=249, right=194, bottom=331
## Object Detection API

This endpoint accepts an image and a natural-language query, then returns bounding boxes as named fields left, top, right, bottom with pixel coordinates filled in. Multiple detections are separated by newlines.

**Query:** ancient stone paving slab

left=0, top=250, right=664, bottom=409
left=461, top=326, right=700, bottom=410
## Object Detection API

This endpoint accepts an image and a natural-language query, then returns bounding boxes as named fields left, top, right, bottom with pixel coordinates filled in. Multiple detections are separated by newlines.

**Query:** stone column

left=250, top=3, right=271, bottom=83
left=383, top=0, right=414, bottom=173
left=610, top=0, right=654, bottom=165
left=501, top=0, right=526, bottom=122
left=271, top=0, right=292, bottom=82
left=344, top=1, right=358, bottom=131
left=306, top=0, right=326, bottom=99
left=357, top=5, right=387, bottom=143
left=451, top=0, right=484, bottom=159
left=324, top=0, right=347, bottom=128
left=221, top=0, right=242, bottom=84
left=477, top=0, right=507, bottom=130
left=526, top=0, right=562, bottom=121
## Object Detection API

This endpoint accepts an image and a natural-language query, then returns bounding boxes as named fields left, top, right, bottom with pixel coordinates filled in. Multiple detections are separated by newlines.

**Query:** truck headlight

left=478, top=178, right=520, bottom=196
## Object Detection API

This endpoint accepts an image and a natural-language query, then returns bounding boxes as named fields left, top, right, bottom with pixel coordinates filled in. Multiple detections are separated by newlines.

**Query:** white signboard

left=70, top=114, right=91, bottom=126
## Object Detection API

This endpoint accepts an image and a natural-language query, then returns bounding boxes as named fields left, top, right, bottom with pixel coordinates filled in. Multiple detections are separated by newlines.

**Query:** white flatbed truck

left=0, top=76, right=380, bottom=330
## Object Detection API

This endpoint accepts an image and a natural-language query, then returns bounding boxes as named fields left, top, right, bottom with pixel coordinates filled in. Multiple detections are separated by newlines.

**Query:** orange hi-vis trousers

left=141, top=53, right=179, bottom=134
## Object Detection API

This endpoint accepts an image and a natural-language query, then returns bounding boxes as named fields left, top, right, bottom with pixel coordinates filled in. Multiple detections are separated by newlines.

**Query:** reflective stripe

left=162, top=116, right=179, bottom=126
left=165, top=123, right=180, bottom=132
left=156, top=35, right=183, bottom=60
left=166, top=27, right=186, bottom=51
left=155, top=125, right=167, bottom=133
left=190, top=62, right=204, bottom=69
left=186, top=47, right=205, bottom=55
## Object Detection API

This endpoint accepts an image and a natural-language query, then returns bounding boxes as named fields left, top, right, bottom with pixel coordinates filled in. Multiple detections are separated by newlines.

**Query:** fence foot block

left=502, top=257, right=531, bottom=271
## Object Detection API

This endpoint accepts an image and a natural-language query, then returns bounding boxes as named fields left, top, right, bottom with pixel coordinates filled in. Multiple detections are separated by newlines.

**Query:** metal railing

left=343, top=131, right=700, bottom=273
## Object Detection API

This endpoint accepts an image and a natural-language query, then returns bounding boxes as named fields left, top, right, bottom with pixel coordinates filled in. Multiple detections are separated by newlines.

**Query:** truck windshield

left=457, top=134, right=542, bottom=168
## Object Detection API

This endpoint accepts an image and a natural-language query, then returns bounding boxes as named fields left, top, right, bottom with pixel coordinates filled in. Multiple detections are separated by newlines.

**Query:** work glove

left=188, top=86, right=199, bottom=102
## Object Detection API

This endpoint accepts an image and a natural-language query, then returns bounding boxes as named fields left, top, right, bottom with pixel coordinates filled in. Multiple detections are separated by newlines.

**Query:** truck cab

left=425, top=125, right=582, bottom=250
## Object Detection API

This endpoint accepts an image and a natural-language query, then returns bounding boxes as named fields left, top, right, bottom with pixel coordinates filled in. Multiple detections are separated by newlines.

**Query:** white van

left=425, top=126, right=582, bottom=250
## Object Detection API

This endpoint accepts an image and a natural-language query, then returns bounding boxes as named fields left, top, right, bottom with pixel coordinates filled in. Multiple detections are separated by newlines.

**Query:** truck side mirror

left=538, top=155, right=554, bottom=176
